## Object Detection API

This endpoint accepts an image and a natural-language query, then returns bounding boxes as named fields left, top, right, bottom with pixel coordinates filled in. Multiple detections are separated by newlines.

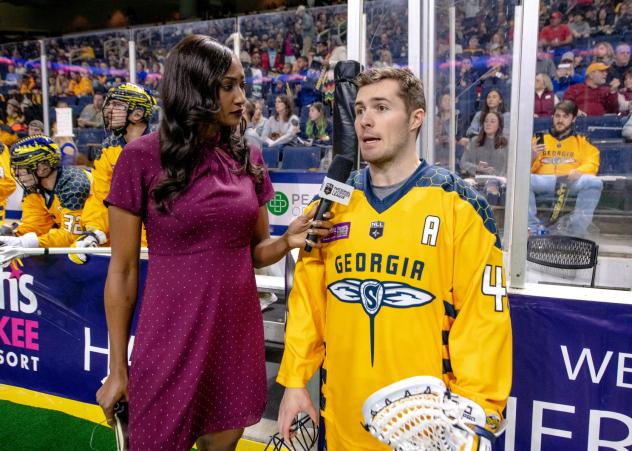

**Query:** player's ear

left=410, top=108, right=425, bottom=133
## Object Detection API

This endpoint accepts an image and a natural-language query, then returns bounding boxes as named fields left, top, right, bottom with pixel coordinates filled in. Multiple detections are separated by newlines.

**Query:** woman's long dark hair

left=152, top=34, right=263, bottom=212
left=476, top=111, right=507, bottom=148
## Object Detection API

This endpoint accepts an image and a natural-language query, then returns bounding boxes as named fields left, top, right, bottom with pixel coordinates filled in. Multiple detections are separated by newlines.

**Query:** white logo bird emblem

left=328, top=279, right=435, bottom=365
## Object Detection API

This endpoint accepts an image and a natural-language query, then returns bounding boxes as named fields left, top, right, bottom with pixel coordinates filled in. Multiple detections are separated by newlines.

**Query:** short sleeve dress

left=105, top=132, right=275, bottom=450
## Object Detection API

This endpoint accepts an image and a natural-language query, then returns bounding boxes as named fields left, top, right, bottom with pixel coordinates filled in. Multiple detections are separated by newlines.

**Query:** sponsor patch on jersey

left=322, top=222, right=350, bottom=243
left=486, top=413, right=502, bottom=433
left=369, top=221, right=384, bottom=239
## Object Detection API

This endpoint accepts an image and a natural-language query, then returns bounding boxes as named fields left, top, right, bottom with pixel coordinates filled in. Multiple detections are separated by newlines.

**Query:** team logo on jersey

left=369, top=221, right=384, bottom=239
left=542, top=156, right=575, bottom=165
left=328, top=278, right=435, bottom=365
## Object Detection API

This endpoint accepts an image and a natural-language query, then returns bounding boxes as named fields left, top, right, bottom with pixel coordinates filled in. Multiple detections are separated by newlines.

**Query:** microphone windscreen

left=326, top=155, right=354, bottom=183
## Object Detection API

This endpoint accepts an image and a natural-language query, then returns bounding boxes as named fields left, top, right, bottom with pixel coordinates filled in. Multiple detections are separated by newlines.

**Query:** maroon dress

left=106, top=132, right=274, bottom=450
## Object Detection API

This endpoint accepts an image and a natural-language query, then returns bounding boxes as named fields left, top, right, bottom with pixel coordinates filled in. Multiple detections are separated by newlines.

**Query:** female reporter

left=96, top=35, right=331, bottom=451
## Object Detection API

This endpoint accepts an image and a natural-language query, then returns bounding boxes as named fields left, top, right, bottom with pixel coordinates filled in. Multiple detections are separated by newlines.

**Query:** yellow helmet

left=104, top=82, right=157, bottom=122
left=10, top=135, right=61, bottom=193
left=10, top=134, right=61, bottom=172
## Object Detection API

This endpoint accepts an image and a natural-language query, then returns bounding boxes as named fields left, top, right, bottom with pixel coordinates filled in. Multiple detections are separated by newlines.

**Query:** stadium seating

left=262, top=146, right=280, bottom=169
left=597, top=142, right=632, bottom=175
left=280, top=146, right=321, bottom=170
left=76, top=127, right=106, bottom=158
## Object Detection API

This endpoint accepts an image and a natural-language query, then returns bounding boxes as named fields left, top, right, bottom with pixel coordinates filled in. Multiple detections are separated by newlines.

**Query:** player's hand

left=277, top=388, right=319, bottom=444
left=0, top=232, right=38, bottom=248
left=96, top=370, right=128, bottom=427
left=285, top=208, right=334, bottom=250
left=69, top=230, right=107, bottom=265
left=0, top=223, right=17, bottom=236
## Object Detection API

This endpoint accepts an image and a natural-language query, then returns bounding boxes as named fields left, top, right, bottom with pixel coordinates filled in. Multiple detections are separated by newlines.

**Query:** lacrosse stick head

left=362, top=376, right=489, bottom=451
left=264, top=415, right=318, bottom=451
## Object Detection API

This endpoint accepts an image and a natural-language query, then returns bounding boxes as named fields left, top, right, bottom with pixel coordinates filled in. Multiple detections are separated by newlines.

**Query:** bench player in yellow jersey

left=70, top=83, right=156, bottom=263
left=0, top=143, right=16, bottom=225
left=0, top=135, right=91, bottom=248
left=276, top=67, right=513, bottom=450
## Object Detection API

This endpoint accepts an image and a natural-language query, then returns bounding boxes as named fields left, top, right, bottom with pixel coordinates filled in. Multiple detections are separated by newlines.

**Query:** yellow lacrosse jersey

left=277, top=162, right=512, bottom=450
left=81, top=134, right=147, bottom=246
left=0, top=144, right=16, bottom=222
left=16, top=166, right=92, bottom=247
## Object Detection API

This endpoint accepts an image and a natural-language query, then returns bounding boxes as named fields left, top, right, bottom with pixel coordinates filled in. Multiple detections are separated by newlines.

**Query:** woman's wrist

left=108, top=364, right=129, bottom=377
left=281, top=231, right=293, bottom=251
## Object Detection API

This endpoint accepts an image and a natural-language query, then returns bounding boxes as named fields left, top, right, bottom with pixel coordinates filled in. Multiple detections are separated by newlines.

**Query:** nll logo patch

left=323, top=183, right=333, bottom=195
left=369, top=221, right=384, bottom=239
left=328, top=278, right=434, bottom=365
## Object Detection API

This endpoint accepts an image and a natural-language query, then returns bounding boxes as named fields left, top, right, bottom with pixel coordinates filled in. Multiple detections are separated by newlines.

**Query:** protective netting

left=367, top=393, right=473, bottom=451
left=264, top=415, right=318, bottom=451
left=527, top=236, right=598, bottom=270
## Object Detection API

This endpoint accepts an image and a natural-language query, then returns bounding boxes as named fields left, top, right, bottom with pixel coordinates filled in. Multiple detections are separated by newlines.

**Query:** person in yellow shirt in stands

left=66, top=71, right=94, bottom=97
left=0, top=143, right=16, bottom=224
left=529, top=100, right=603, bottom=236
left=69, top=82, right=156, bottom=264
left=0, top=135, right=91, bottom=248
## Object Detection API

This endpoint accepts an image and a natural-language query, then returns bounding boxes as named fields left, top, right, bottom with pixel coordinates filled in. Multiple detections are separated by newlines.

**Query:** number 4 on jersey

left=482, top=265, right=507, bottom=312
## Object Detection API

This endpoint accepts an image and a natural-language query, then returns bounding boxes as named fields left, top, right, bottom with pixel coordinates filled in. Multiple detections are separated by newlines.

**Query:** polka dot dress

left=106, top=132, right=273, bottom=451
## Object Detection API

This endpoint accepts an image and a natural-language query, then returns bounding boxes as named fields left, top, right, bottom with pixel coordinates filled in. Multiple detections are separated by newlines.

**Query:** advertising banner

left=267, top=172, right=325, bottom=236
left=0, top=255, right=146, bottom=405
left=502, top=294, right=632, bottom=451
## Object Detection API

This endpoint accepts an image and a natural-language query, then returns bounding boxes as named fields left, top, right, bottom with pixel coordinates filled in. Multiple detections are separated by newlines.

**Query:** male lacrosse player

left=69, top=83, right=155, bottom=263
left=0, top=135, right=91, bottom=248
left=277, top=67, right=512, bottom=450
left=529, top=100, right=603, bottom=236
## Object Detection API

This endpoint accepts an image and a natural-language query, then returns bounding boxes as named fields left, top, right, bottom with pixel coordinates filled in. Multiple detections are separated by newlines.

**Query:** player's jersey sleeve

left=81, top=145, right=117, bottom=235
left=277, top=201, right=328, bottom=388
left=37, top=206, right=84, bottom=247
left=447, top=194, right=512, bottom=434
left=0, top=144, right=16, bottom=200
left=15, top=194, right=55, bottom=236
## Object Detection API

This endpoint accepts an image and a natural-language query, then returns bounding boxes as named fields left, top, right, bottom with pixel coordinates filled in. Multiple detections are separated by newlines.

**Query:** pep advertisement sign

left=267, top=172, right=325, bottom=236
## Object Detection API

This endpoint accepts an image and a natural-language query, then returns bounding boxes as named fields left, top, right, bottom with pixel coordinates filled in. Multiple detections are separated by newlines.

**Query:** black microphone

left=304, top=155, right=355, bottom=252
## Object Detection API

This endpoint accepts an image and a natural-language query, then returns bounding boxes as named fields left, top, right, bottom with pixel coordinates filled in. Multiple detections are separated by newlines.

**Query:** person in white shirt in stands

left=243, top=100, right=264, bottom=149
left=261, top=94, right=299, bottom=147
left=77, top=93, right=105, bottom=128
left=253, top=99, right=268, bottom=136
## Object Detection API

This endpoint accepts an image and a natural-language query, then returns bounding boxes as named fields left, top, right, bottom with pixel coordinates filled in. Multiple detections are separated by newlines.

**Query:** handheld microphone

left=304, top=155, right=355, bottom=252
